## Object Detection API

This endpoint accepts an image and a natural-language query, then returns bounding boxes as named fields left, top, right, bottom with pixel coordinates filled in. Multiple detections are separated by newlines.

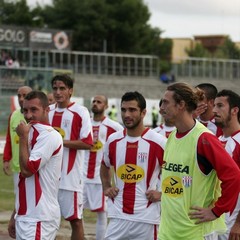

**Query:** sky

left=27, top=0, right=240, bottom=42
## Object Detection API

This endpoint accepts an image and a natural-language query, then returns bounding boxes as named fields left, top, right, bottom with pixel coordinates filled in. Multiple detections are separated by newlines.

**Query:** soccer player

left=100, top=91, right=167, bottom=240
left=213, top=89, right=240, bottom=240
left=8, top=91, right=63, bottom=239
left=153, top=99, right=175, bottom=138
left=83, top=95, right=123, bottom=240
left=158, top=82, right=240, bottom=239
left=3, top=86, right=32, bottom=193
left=195, top=83, right=223, bottom=137
left=48, top=74, right=93, bottom=240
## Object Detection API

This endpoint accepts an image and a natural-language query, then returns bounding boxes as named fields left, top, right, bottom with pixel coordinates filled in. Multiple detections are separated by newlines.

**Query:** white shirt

left=15, top=122, right=63, bottom=227
left=103, top=128, right=167, bottom=224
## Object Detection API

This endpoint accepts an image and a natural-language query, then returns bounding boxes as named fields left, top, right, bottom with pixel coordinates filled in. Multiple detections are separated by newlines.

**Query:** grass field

left=0, top=155, right=15, bottom=211
left=0, top=154, right=96, bottom=223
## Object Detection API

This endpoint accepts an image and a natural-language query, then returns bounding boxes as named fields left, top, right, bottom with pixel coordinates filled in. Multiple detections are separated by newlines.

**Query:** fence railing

left=2, top=47, right=159, bottom=77
left=172, top=57, right=240, bottom=80
left=0, top=66, right=63, bottom=95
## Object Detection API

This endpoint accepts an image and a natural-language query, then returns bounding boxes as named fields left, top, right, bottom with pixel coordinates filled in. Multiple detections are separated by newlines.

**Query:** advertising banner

left=0, top=25, right=28, bottom=48
left=29, top=28, right=72, bottom=50
left=0, top=25, right=72, bottom=50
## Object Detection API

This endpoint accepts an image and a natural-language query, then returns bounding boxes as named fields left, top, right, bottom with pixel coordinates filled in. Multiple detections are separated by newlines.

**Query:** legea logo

left=116, top=164, right=144, bottom=183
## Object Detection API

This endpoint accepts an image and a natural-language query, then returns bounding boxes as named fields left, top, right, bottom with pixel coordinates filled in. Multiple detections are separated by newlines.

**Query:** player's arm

left=63, top=139, right=92, bottom=150
left=3, top=114, right=13, bottom=175
left=16, top=121, right=32, bottom=177
left=100, top=163, right=119, bottom=199
left=190, top=133, right=240, bottom=222
left=229, top=208, right=240, bottom=239
left=8, top=209, right=16, bottom=238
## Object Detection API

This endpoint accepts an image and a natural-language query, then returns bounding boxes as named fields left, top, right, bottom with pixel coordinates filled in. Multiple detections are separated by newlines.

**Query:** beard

left=123, top=117, right=142, bottom=130
left=215, top=114, right=231, bottom=128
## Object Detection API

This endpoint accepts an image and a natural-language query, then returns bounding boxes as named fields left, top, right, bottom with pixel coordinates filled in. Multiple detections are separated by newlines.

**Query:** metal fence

left=172, top=57, right=240, bottom=80
left=0, top=66, right=73, bottom=95
left=2, top=47, right=159, bottom=77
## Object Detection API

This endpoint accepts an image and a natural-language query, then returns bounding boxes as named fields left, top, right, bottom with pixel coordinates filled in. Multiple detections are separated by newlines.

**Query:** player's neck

left=127, top=125, right=146, bottom=137
left=57, top=100, right=71, bottom=108
left=176, top=115, right=195, bottom=133
left=93, top=114, right=105, bottom=122
left=222, top=120, right=240, bottom=138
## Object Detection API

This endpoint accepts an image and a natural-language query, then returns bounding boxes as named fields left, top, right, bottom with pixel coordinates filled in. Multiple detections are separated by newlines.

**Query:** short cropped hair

left=24, top=91, right=49, bottom=108
left=121, top=91, right=146, bottom=111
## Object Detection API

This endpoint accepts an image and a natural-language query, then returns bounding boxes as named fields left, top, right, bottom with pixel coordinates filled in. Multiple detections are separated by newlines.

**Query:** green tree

left=0, top=0, right=173, bottom=64
left=0, top=0, right=32, bottom=25
left=186, top=43, right=210, bottom=58
left=214, top=37, right=240, bottom=59
left=0, top=0, right=44, bottom=27
left=36, top=0, right=167, bottom=55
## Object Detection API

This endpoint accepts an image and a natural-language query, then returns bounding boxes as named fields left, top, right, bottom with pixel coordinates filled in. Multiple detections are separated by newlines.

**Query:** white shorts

left=204, top=231, right=218, bottom=240
left=83, top=183, right=106, bottom=212
left=16, top=220, right=58, bottom=240
left=105, top=218, right=158, bottom=240
left=58, top=189, right=83, bottom=221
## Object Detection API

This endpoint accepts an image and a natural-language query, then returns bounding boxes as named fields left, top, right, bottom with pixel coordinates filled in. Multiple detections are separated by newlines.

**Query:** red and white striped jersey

left=198, top=117, right=223, bottom=137
left=48, top=103, right=93, bottom=191
left=219, top=131, right=240, bottom=169
left=218, top=130, right=240, bottom=236
left=103, top=128, right=167, bottom=224
left=83, top=117, right=123, bottom=184
left=153, top=123, right=175, bottom=138
left=15, top=122, right=63, bottom=226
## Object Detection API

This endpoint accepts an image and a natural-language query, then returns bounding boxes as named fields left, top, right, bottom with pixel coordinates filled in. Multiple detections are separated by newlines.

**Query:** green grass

left=0, top=154, right=96, bottom=223
left=0, top=155, right=15, bottom=211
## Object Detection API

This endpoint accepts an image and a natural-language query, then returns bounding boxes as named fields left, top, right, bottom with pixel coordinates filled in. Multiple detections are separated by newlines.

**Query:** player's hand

left=193, top=102, right=207, bottom=119
left=146, top=190, right=161, bottom=202
left=3, top=161, right=12, bottom=175
left=8, top=215, right=16, bottom=239
left=16, top=121, right=31, bottom=138
left=229, top=221, right=240, bottom=240
left=104, top=187, right=119, bottom=199
left=189, top=206, right=217, bottom=224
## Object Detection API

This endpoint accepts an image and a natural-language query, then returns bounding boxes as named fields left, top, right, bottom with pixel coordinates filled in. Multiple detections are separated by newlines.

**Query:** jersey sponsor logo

left=91, top=140, right=103, bottom=152
left=162, top=162, right=189, bottom=174
left=162, top=176, right=183, bottom=197
left=53, top=127, right=65, bottom=138
left=117, top=164, right=144, bottom=183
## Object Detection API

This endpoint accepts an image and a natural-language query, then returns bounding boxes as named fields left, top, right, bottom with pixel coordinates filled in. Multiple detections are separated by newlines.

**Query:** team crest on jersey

left=63, top=119, right=71, bottom=128
left=54, top=127, right=65, bottom=139
left=138, top=152, right=148, bottom=162
left=116, top=164, right=144, bottom=183
left=182, top=176, right=192, bottom=188
left=91, top=140, right=103, bottom=152
left=162, top=176, right=183, bottom=198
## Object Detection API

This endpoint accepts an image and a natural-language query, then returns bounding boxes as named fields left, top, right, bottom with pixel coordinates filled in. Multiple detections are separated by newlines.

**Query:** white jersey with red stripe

left=219, top=131, right=240, bottom=168
left=218, top=130, right=240, bottom=239
left=83, top=117, right=123, bottom=184
left=15, top=122, right=63, bottom=227
left=103, top=128, right=167, bottom=224
left=198, top=117, right=223, bottom=137
left=153, top=123, right=175, bottom=138
left=48, top=103, right=93, bottom=191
